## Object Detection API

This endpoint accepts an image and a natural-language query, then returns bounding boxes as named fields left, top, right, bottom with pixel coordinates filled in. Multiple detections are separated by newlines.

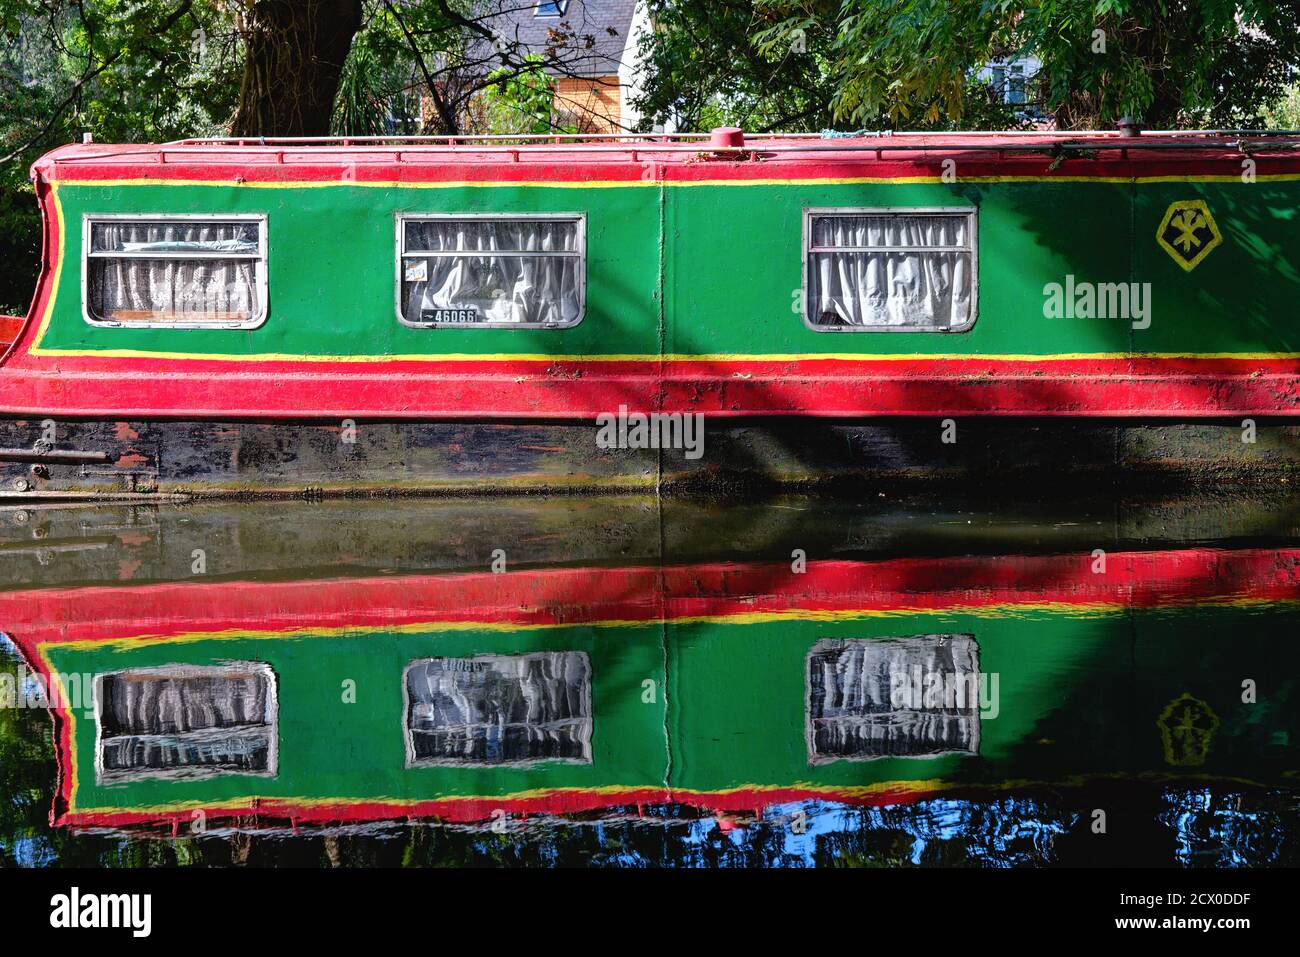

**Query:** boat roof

left=31, top=129, right=1300, bottom=184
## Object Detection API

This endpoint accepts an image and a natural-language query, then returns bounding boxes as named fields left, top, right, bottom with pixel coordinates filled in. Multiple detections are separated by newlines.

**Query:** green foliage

left=633, top=0, right=1032, bottom=133
left=1, top=1, right=242, bottom=314
left=1, top=1, right=242, bottom=163
left=754, top=1, right=1300, bottom=129
left=332, top=35, right=420, bottom=136
left=630, top=0, right=843, bottom=133
left=1263, top=83, right=1300, bottom=130
left=480, top=54, right=565, bottom=134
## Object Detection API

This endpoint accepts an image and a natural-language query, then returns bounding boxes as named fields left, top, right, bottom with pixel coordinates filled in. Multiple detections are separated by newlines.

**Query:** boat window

left=83, top=216, right=267, bottom=328
left=803, top=208, right=977, bottom=331
left=806, top=635, right=981, bottom=763
left=403, top=651, right=592, bottom=766
left=397, top=214, right=585, bottom=328
left=94, top=663, right=278, bottom=783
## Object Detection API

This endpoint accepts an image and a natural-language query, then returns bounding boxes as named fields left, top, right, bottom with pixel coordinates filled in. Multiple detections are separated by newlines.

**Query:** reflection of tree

left=0, top=646, right=109, bottom=866
left=1158, top=787, right=1293, bottom=867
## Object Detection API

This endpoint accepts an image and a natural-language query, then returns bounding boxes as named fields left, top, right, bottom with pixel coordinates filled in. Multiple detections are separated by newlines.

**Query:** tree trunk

left=231, top=0, right=364, bottom=137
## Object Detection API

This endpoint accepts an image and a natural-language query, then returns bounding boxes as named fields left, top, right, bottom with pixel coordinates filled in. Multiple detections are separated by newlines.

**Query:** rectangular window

left=397, top=214, right=585, bottom=328
left=83, top=215, right=267, bottom=328
left=804, top=207, right=976, bottom=331
left=404, top=652, right=592, bottom=767
left=535, top=0, right=568, bottom=15
left=94, top=663, right=278, bottom=783
left=806, top=635, right=981, bottom=763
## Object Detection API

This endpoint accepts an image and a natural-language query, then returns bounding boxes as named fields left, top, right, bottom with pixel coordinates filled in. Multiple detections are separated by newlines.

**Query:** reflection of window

left=84, top=216, right=267, bottom=328
left=94, top=663, right=277, bottom=783
left=806, top=635, right=980, bottom=763
left=397, top=214, right=585, bottom=328
left=535, top=0, right=568, bottom=15
left=404, top=652, right=592, bottom=766
left=803, top=207, right=976, bottom=331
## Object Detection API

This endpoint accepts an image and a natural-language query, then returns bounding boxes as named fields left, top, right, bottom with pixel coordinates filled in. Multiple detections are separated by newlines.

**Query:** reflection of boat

left=3, top=546, right=1298, bottom=832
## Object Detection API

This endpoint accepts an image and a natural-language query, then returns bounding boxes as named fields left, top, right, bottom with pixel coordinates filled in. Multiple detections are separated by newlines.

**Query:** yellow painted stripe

left=29, top=183, right=65, bottom=352
left=31, top=177, right=1300, bottom=361
left=38, top=594, right=1293, bottom=655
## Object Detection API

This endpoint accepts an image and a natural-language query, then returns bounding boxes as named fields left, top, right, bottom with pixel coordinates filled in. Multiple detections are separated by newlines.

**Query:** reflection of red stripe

left=59, top=784, right=950, bottom=831
left=4, top=549, right=1297, bottom=647
left=3, top=358, right=1298, bottom=417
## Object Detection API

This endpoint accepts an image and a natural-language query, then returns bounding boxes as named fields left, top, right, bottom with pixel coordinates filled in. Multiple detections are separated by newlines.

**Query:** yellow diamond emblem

left=1157, top=199, right=1222, bottom=271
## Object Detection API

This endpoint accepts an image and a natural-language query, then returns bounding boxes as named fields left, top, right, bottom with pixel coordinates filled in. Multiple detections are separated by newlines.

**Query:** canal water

left=1, top=493, right=1297, bottom=867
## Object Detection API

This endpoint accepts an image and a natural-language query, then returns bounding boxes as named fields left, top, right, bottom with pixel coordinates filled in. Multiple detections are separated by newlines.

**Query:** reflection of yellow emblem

left=1157, top=693, right=1220, bottom=766
left=1157, top=199, right=1223, bottom=271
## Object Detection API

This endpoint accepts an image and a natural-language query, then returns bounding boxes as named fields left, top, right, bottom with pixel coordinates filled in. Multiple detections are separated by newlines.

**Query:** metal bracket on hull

left=0, top=446, right=111, bottom=464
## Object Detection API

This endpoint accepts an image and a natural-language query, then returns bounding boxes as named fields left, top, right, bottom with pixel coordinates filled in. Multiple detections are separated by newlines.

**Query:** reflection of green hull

left=11, top=551, right=1297, bottom=830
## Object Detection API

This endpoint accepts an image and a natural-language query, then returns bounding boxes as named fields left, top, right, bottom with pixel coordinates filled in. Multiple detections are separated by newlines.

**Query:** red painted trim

left=0, top=178, right=52, bottom=367
left=31, top=139, right=1300, bottom=185
left=3, top=356, right=1297, bottom=417
left=0, top=316, right=22, bottom=349
left=4, top=549, right=1296, bottom=647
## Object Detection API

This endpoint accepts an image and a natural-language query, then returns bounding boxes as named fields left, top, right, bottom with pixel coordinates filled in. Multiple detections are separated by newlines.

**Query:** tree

left=480, top=54, right=568, bottom=134
left=630, top=0, right=1031, bottom=133
left=629, top=0, right=840, bottom=133
left=231, top=0, right=364, bottom=136
left=755, top=0, right=1300, bottom=129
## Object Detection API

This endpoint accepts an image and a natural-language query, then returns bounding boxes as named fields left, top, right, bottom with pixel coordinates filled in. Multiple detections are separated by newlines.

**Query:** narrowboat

left=4, top=542, right=1298, bottom=832
left=3, top=128, right=1300, bottom=497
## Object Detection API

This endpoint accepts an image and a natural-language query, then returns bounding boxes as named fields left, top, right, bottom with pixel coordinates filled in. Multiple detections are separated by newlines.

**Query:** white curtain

left=89, top=222, right=258, bottom=323
left=810, top=214, right=971, bottom=328
left=402, top=219, right=581, bottom=325
left=808, top=635, right=981, bottom=760
left=406, top=652, right=591, bottom=764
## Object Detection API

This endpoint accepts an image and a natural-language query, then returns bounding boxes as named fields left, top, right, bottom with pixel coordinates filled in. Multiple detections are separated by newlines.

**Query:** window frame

left=804, top=634, right=981, bottom=765
left=81, top=212, right=269, bottom=330
left=92, top=662, right=279, bottom=784
left=401, top=651, right=594, bottom=769
left=801, top=206, right=978, bottom=334
left=394, top=212, right=587, bottom=330
left=534, top=0, right=569, bottom=16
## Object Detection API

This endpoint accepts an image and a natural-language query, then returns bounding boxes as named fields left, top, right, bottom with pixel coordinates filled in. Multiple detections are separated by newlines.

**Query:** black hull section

left=1, top=418, right=1298, bottom=501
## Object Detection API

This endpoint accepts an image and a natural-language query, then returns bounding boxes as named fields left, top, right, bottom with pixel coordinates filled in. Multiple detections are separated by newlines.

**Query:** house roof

left=473, top=0, right=639, bottom=79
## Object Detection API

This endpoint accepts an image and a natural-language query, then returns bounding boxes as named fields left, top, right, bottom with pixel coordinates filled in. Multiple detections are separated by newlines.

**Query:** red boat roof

left=30, top=129, right=1300, bottom=184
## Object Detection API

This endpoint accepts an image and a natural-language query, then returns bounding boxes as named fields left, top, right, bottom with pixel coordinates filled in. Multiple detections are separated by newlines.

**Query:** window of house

left=806, top=635, right=981, bottom=763
left=803, top=208, right=976, bottom=331
left=397, top=214, right=585, bottom=328
left=83, top=215, right=267, bottom=328
left=535, top=0, right=568, bottom=15
left=404, top=652, right=592, bottom=766
left=94, top=663, right=278, bottom=783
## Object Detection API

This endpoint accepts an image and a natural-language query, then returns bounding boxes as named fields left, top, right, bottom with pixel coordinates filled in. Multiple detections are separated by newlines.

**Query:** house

left=477, top=0, right=649, bottom=132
